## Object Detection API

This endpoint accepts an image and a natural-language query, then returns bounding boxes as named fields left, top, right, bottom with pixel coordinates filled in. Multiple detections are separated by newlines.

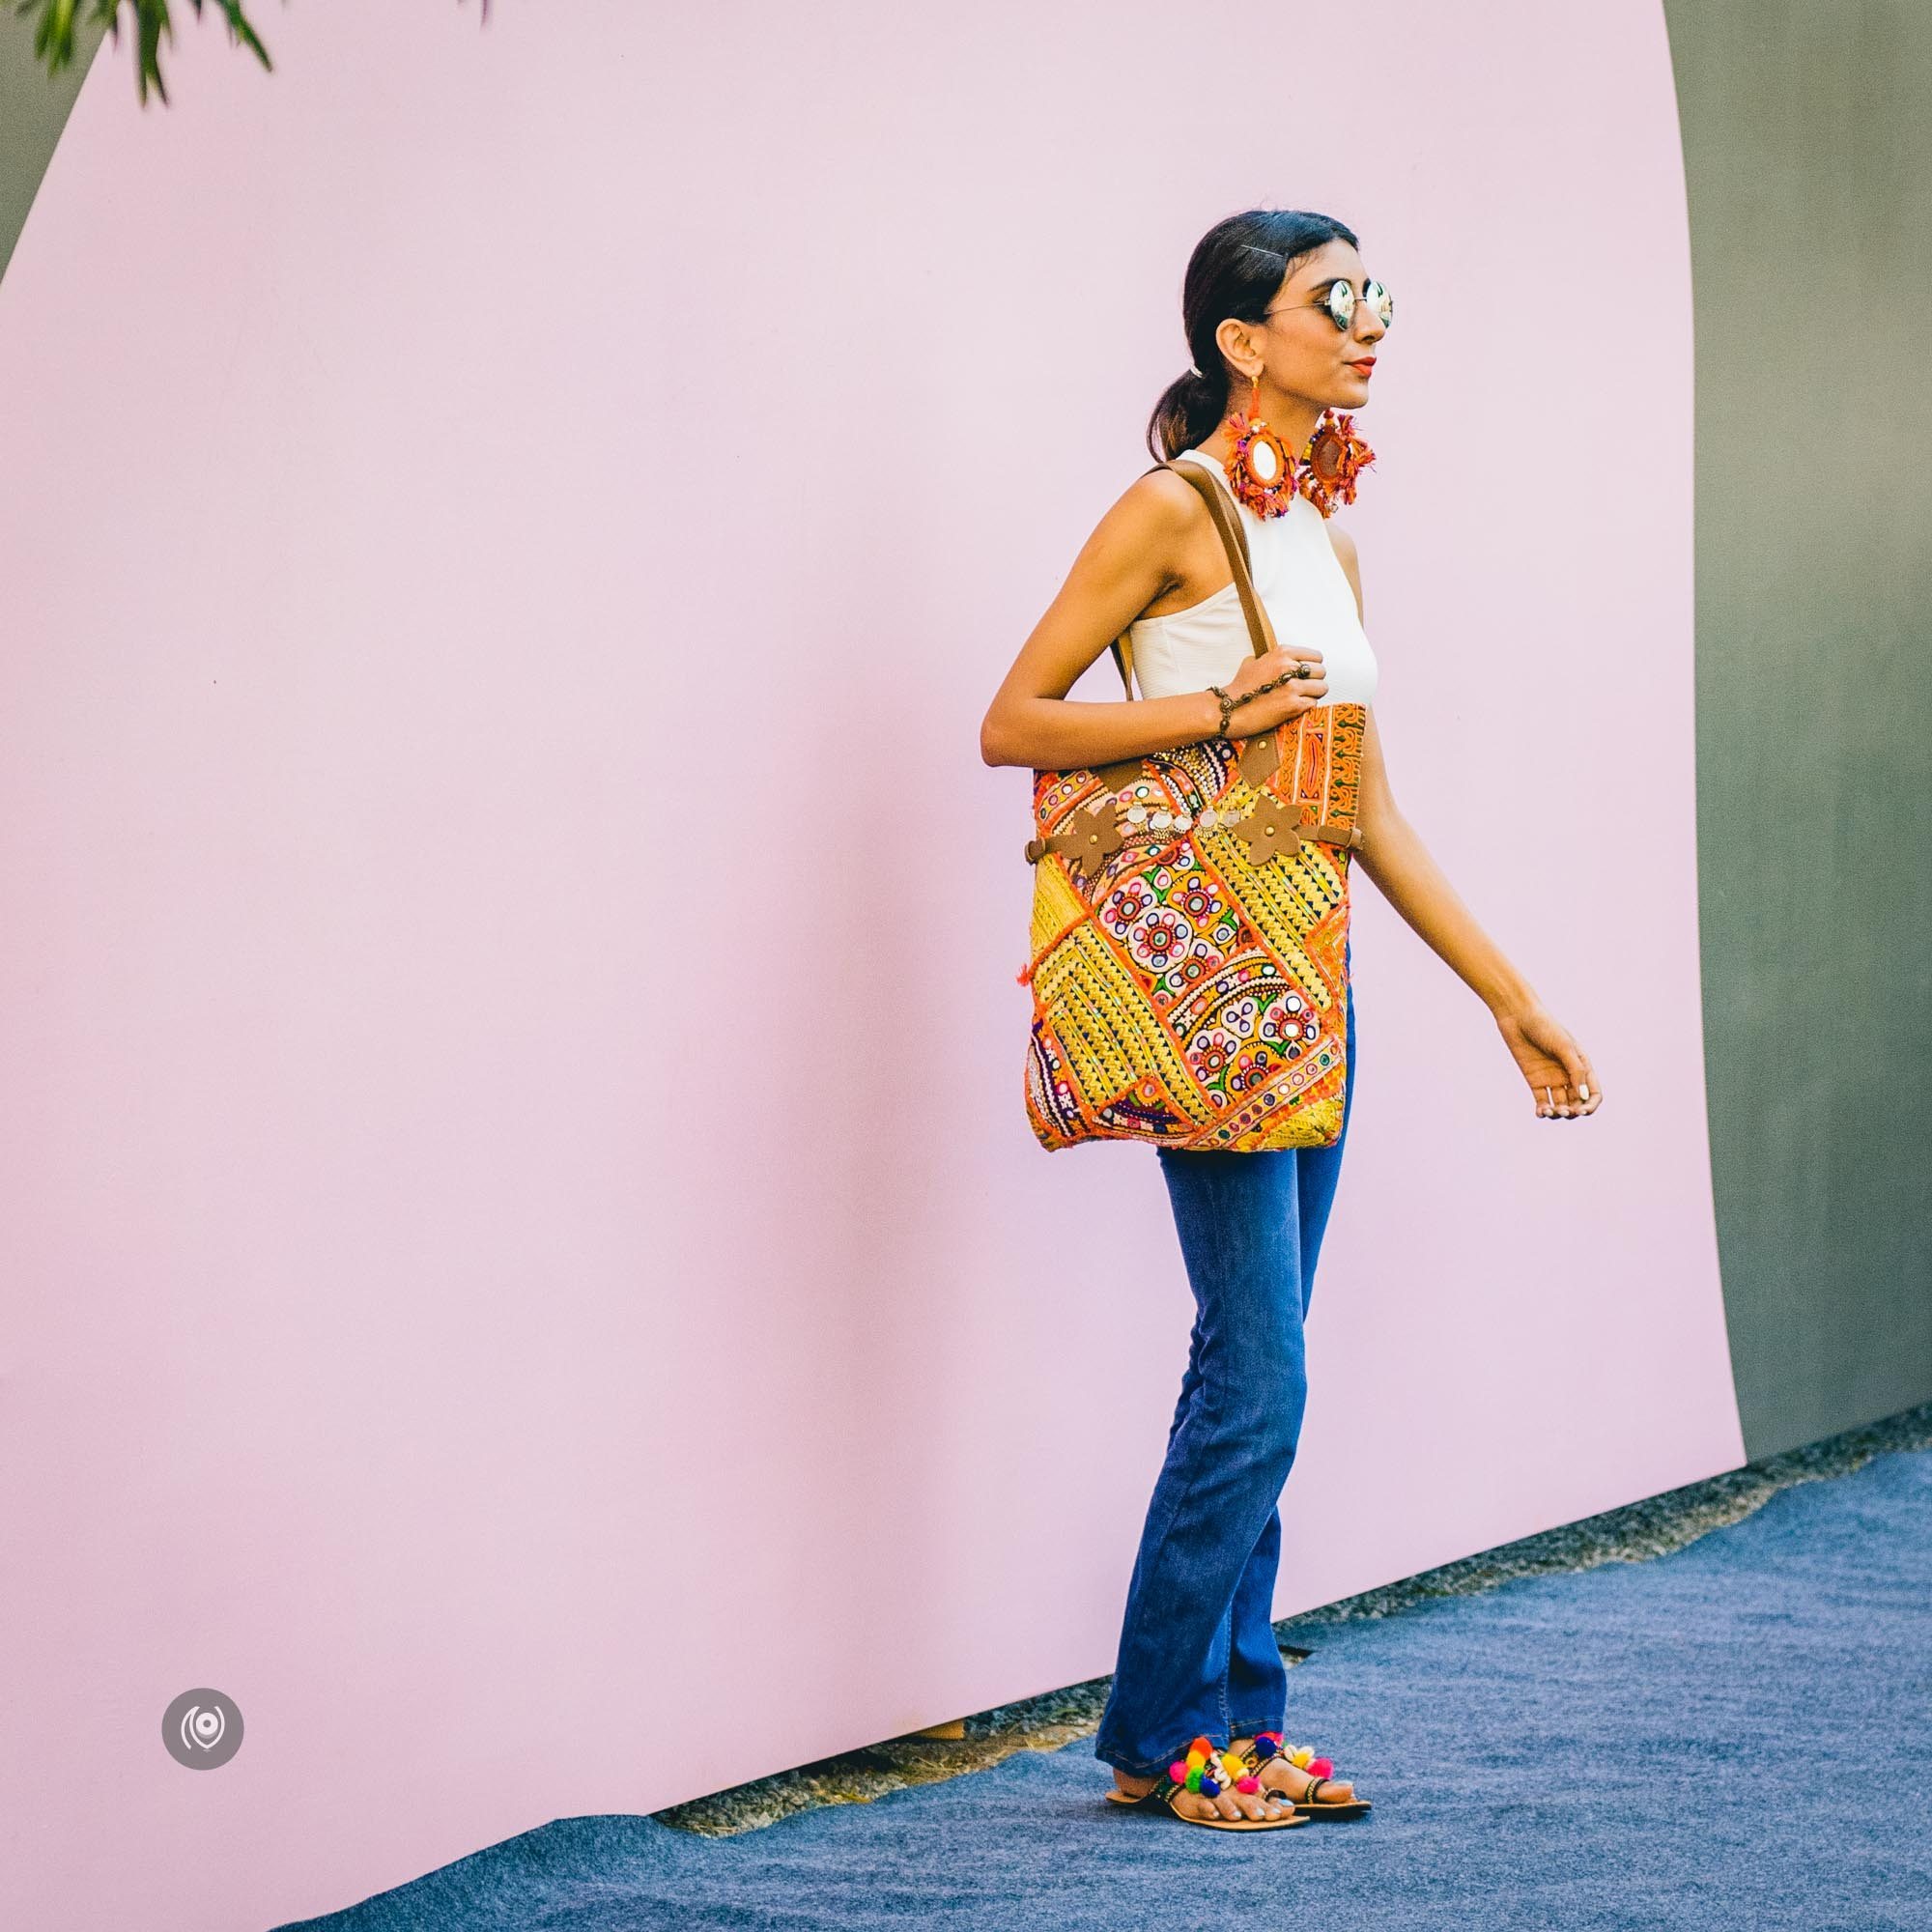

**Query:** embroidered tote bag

left=1018, top=459, right=1368, bottom=1153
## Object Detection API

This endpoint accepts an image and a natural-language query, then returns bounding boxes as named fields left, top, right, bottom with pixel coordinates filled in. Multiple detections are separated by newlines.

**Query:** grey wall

left=0, top=9, right=102, bottom=285
left=1664, top=0, right=1932, bottom=1457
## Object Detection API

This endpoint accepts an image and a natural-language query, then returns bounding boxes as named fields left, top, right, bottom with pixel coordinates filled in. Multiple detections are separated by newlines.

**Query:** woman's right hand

left=1220, top=645, right=1328, bottom=735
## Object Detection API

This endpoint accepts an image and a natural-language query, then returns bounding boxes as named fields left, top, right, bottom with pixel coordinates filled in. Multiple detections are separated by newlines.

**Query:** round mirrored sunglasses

left=1326, top=278, right=1393, bottom=330
left=1268, top=279, right=1395, bottom=332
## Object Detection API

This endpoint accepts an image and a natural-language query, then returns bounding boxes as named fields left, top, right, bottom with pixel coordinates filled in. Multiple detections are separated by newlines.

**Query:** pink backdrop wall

left=0, top=4, right=1734, bottom=1925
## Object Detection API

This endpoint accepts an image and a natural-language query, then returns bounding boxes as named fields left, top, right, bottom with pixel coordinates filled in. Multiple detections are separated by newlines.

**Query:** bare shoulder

left=1109, top=462, right=1212, bottom=542
left=1063, top=462, right=1213, bottom=590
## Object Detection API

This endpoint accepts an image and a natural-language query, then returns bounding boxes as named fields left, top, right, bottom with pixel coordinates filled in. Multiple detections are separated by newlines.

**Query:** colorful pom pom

left=1251, top=1736, right=1280, bottom=1763
left=1200, top=1776, right=1221, bottom=1798
left=1307, top=1755, right=1334, bottom=1778
left=1168, top=1762, right=1188, bottom=1783
left=1189, top=1735, right=1213, bottom=1757
left=1184, top=1768, right=1203, bottom=1793
left=1185, top=1748, right=1208, bottom=1771
left=1236, top=1775, right=1261, bottom=1795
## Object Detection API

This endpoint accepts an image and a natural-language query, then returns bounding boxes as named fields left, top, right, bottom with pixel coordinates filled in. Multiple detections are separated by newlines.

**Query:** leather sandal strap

left=1240, top=1745, right=1342, bottom=1803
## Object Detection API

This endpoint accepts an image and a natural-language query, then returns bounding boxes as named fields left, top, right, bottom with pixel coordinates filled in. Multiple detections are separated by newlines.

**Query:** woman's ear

left=1214, top=316, right=1262, bottom=385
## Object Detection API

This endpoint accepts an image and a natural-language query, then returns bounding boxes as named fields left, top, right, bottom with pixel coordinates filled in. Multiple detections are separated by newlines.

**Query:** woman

left=979, top=208, right=1603, bottom=1832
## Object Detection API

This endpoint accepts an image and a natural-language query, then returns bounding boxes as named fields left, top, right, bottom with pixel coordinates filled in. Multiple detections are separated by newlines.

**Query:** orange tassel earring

left=1222, top=365, right=1298, bottom=519
left=1297, top=408, right=1376, bottom=517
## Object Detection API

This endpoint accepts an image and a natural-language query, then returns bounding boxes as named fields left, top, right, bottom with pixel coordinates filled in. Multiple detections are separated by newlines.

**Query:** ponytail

left=1147, top=364, right=1229, bottom=465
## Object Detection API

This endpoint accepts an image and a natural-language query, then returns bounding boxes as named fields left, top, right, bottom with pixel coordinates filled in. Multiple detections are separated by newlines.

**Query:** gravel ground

left=655, top=1400, right=1932, bottom=1837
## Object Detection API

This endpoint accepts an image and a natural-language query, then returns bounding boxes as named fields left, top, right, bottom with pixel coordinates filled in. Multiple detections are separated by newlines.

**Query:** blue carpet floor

left=278, top=1447, right=1932, bottom=1931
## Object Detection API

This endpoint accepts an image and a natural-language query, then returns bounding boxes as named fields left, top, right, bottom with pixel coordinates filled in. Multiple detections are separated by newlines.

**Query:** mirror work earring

left=1297, top=409, right=1377, bottom=518
left=1222, top=368, right=1298, bottom=518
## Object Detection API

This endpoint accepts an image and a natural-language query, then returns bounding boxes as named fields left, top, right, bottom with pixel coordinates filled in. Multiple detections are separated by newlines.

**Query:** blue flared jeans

left=1093, top=960, right=1358, bottom=1777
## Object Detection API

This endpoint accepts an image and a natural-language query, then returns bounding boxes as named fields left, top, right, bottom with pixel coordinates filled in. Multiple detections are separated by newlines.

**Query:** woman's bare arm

left=1354, top=710, right=1541, bottom=1016
left=980, top=472, right=1222, bottom=770
left=980, top=471, right=1324, bottom=771
left=1332, top=525, right=1602, bottom=1119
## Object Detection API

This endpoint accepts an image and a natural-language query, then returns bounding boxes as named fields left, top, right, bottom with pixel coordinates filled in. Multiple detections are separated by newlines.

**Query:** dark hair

left=1146, top=208, right=1361, bottom=463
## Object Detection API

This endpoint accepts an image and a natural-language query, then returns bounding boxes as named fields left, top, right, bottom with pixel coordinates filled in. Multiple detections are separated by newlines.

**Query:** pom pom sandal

left=1104, top=1734, right=1308, bottom=1832
left=1239, top=1732, right=1373, bottom=1820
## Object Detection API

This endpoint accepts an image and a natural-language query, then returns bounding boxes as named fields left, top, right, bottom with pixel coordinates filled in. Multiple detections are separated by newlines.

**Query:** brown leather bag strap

left=1107, top=456, right=1277, bottom=699
left=1171, top=458, right=1278, bottom=658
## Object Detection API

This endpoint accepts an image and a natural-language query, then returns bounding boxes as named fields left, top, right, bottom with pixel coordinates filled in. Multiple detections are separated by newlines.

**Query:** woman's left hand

left=1493, top=1003, right=1602, bottom=1121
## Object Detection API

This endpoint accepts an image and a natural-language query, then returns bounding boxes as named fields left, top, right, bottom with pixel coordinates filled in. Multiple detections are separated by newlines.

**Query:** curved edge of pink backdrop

left=0, top=4, right=1731, bottom=1927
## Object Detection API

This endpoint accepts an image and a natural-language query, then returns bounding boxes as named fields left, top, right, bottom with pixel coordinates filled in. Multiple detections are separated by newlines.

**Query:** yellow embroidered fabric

left=1021, top=703, right=1365, bottom=1153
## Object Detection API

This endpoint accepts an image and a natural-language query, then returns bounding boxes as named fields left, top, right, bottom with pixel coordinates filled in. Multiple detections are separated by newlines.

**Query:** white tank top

left=1124, top=444, right=1379, bottom=707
